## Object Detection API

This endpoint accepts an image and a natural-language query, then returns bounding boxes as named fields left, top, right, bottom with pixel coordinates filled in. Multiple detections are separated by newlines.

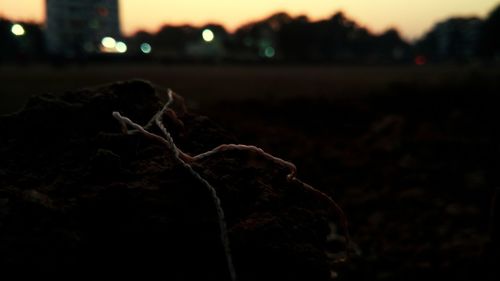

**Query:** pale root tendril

left=112, top=89, right=351, bottom=281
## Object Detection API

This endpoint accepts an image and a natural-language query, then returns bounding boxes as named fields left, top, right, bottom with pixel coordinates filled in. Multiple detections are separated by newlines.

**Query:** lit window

left=97, top=7, right=109, bottom=17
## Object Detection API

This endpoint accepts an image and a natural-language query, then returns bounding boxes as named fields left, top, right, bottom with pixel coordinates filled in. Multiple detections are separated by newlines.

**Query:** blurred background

left=0, top=1, right=500, bottom=113
left=1, top=1, right=500, bottom=280
left=1, top=0, right=500, bottom=64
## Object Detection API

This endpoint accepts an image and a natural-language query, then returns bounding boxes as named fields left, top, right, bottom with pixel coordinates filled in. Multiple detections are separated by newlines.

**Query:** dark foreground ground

left=1, top=64, right=499, bottom=280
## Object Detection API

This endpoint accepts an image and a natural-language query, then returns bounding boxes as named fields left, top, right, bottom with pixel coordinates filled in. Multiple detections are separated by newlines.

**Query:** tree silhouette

left=155, top=25, right=198, bottom=54
left=416, top=17, right=481, bottom=61
left=479, top=4, right=500, bottom=58
left=277, top=12, right=409, bottom=63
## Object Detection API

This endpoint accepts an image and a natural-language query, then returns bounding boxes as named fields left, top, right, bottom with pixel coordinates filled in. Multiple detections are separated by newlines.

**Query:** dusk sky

left=0, top=0, right=498, bottom=39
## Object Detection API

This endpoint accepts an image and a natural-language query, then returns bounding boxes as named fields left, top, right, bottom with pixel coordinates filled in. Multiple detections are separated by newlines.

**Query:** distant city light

left=11, top=24, right=25, bottom=36
left=414, top=55, right=427, bottom=66
left=202, top=29, right=214, bottom=42
left=115, top=41, right=127, bottom=53
left=140, top=43, right=152, bottom=54
left=97, top=7, right=109, bottom=17
left=101, top=36, right=116, bottom=49
left=264, top=46, right=275, bottom=58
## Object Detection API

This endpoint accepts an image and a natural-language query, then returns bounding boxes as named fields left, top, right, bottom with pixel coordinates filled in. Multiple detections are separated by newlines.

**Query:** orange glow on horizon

left=0, top=0, right=498, bottom=39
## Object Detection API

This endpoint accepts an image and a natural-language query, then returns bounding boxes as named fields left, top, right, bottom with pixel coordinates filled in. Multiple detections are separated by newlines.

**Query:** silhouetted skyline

left=2, top=4, right=500, bottom=63
left=0, top=0, right=499, bottom=39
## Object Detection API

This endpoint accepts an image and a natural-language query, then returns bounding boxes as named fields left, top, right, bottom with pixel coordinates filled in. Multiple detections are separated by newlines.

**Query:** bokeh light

left=101, top=37, right=116, bottom=49
left=202, top=29, right=215, bottom=42
left=115, top=41, right=127, bottom=53
left=140, top=43, right=152, bottom=54
left=11, top=23, right=25, bottom=36
left=414, top=55, right=427, bottom=66
left=264, top=46, right=275, bottom=58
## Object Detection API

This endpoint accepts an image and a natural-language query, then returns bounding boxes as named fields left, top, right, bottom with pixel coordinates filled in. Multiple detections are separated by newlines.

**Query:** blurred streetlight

left=264, top=46, right=275, bottom=58
left=115, top=41, right=127, bottom=53
left=140, top=43, right=152, bottom=54
left=11, top=24, right=25, bottom=36
left=101, top=37, right=116, bottom=49
left=202, top=29, right=214, bottom=42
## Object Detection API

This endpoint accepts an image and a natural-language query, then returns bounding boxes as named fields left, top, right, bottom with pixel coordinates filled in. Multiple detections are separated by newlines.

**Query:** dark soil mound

left=0, top=80, right=346, bottom=280
left=203, top=86, right=500, bottom=281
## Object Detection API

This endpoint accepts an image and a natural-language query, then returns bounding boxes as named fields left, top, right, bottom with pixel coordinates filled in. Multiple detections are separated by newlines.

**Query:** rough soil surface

left=0, top=80, right=347, bottom=280
left=203, top=83, right=500, bottom=281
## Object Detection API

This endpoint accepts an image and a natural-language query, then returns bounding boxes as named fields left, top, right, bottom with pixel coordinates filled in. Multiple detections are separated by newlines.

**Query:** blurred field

left=1, top=64, right=499, bottom=114
left=1, top=64, right=500, bottom=280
